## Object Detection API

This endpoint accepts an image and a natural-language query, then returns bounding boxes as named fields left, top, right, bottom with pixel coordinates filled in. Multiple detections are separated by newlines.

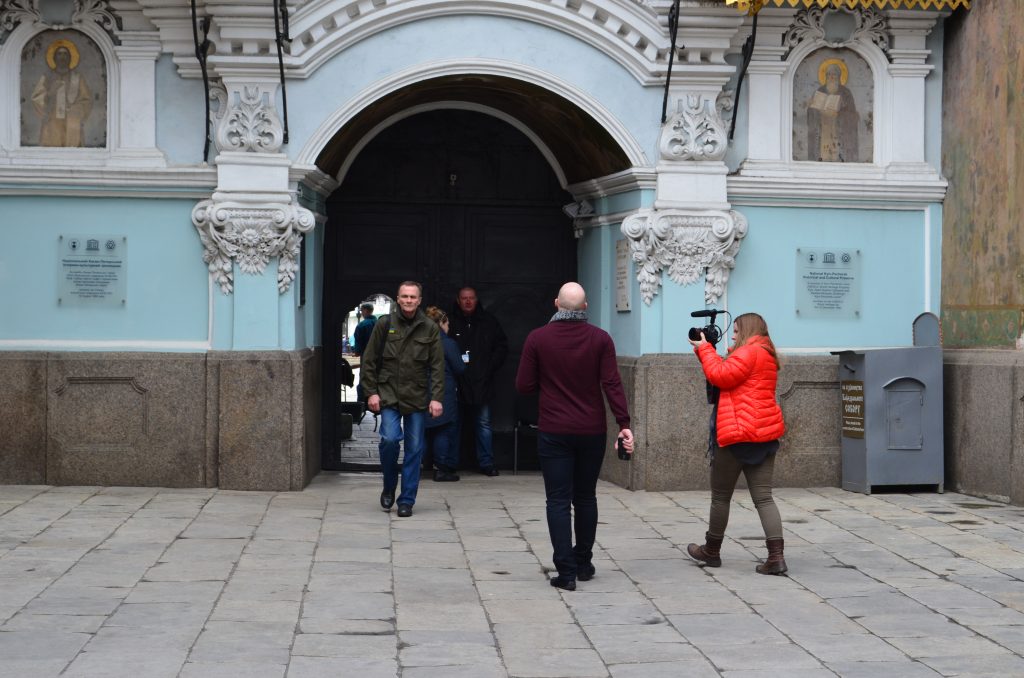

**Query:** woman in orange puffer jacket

left=686, top=313, right=788, bottom=575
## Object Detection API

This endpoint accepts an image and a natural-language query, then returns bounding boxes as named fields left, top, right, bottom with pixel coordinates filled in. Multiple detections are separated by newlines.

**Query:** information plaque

left=841, top=380, right=865, bottom=439
left=615, top=239, right=631, bottom=312
left=795, top=247, right=860, bottom=318
left=58, top=235, right=127, bottom=307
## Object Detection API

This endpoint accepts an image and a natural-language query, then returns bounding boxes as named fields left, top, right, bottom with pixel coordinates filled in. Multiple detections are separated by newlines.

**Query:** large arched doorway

left=322, top=108, right=577, bottom=470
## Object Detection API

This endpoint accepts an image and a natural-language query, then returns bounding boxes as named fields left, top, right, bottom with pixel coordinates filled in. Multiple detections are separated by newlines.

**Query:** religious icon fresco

left=20, top=29, right=107, bottom=148
left=792, top=48, right=873, bottom=163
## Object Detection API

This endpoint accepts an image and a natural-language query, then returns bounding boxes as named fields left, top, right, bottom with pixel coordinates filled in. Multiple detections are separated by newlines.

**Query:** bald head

left=556, top=282, right=587, bottom=311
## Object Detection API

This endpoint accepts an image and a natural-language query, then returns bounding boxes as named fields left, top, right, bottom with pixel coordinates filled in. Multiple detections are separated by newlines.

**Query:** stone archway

left=317, top=76, right=636, bottom=470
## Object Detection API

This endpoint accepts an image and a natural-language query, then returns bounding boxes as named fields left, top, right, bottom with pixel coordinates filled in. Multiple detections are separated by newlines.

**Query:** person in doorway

left=686, top=313, right=788, bottom=575
left=423, top=306, right=466, bottom=481
left=449, top=286, right=508, bottom=476
left=351, top=302, right=376, bottom=356
left=360, top=282, right=444, bottom=517
left=351, top=302, right=376, bottom=403
left=515, top=282, right=634, bottom=591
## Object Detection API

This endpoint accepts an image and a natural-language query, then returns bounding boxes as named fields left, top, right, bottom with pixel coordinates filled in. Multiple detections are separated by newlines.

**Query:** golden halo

left=818, top=58, right=848, bottom=86
left=46, top=39, right=80, bottom=70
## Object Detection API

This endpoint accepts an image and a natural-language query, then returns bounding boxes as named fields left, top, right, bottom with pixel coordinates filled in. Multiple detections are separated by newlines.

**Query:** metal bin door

left=884, top=378, right=924, bottom=450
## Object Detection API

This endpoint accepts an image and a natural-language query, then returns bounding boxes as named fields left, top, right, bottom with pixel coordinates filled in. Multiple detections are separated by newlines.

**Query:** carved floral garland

left=192, top=200, right=315, bottom=294
left=621, top=209, right=748, bottom=305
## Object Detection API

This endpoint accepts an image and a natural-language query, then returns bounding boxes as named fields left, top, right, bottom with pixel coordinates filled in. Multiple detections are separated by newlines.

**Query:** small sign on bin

left=841, top=380, right=865, bottom=439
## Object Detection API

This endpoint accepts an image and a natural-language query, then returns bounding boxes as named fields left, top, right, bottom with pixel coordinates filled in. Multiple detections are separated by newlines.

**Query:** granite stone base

left=0, top=349, right=322, bottom=491
left=943, top=350, right=1024, bottom=505
left=604, top=354, right=841, bottom=492
left=605, top=350, right=1023, bottom=506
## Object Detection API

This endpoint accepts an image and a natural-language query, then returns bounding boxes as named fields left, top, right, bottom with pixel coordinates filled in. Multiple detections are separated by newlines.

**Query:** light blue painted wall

left=284, top=15, right=662, bottom=167
left=155, top=55, right=208, bottom=167
left=716, top=204, right=939, bottom=351
left=0, top=196, right=210, bottom=348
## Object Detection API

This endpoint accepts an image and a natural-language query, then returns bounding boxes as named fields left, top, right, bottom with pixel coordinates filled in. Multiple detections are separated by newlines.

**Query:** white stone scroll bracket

left=192, top=199, right=315, bottom=295
left=620, top=208, right=748, bottom=306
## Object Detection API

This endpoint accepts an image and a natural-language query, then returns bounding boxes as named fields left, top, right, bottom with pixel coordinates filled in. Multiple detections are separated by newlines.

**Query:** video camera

left=688, top=309, right=723, bottom=347
left=690, top=309, right=723, bottom=404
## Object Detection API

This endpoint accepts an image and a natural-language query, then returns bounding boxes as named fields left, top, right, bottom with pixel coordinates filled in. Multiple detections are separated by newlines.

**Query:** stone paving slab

left=2, top=475, right=1024, bottom=677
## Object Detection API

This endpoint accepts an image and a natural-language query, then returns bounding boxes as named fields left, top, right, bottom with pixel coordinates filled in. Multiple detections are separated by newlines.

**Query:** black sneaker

left=577, top=563, right=596, bottom=582
left=380, top=489, right=395, bottom=511
left=550, top=575, right=576, bottom=591
left=396, top=503, right=413, bottom=517
left=479, top=467, right=500, bottom=477
left=434, top=470, right=460, bottom=482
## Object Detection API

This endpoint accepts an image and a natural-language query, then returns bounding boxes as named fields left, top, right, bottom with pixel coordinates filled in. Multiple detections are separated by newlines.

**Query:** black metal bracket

left=190, top=0, right=213, bottom=162
left=660, top=0, right=683, bottom=124
left=729, top=12, right=758, bottom=141
left=273, top=0, right=291, bottom=145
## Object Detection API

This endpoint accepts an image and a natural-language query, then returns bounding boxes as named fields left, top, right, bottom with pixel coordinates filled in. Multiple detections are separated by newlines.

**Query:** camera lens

left=688, top=327, right=702, bottom=341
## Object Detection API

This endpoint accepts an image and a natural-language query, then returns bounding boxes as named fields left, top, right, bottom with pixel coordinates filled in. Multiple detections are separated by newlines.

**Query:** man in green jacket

left=361, top=281, right=444, bottom=517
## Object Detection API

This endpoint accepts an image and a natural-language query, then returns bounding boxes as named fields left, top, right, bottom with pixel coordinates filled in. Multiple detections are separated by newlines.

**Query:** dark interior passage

left=321, top=109, right=577, bottom=470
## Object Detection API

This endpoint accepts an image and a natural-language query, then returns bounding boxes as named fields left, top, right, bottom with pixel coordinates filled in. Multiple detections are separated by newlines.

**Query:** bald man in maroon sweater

left=515, top=282, right=634, bottom=591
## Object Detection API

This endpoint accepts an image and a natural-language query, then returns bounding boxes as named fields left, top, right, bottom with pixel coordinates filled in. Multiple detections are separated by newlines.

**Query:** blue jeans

left=426, top=417, right=460, bottom=472
left=537, top=431, right=606, bottom=579
left=379, top=408, right=426, bottom=506
left=461, top=403, right=494, bottom=469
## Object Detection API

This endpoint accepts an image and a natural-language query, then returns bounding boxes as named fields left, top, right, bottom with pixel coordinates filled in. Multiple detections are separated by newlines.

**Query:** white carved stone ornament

left=213, top=86, right=284, bottom=154
left=783, top=7, right=889, bottom=57
left=192, top=200, right=315, bottom=294
left=0, top=0, right=116, bottom=34
left=659, top=94, right=729, bottom=162
left=621, top=209, right=748, bottom=306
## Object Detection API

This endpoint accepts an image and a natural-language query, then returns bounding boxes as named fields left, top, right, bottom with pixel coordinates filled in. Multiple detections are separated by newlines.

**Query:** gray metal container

left=832, top=313, right=944, bottom=494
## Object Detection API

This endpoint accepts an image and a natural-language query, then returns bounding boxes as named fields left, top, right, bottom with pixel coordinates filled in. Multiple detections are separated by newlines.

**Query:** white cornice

left=567, top=167, right=657, bottom=201
left=728, top=166, right=947, bottom=206
left=0, top=166, right=217, bottom=198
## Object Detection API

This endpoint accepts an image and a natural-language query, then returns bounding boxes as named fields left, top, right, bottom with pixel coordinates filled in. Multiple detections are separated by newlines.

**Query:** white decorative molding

left=214, top=85, right=285, bottom=154
left=620, top=208, right=748, bottom=306
left=783, top=7, right=889, bottom=59
left=72, top=0, right=118, bottom=37
left=0, top=0, right=40, bottom=34
left=192, top=199, right=315, bottom=294
left=296, top=58, right=650, bottom=171
left=659, top=93, right=729, bottom=162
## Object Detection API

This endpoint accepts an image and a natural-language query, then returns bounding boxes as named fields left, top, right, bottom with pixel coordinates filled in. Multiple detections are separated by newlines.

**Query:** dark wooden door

left=321, top=110, right=576, bottom=469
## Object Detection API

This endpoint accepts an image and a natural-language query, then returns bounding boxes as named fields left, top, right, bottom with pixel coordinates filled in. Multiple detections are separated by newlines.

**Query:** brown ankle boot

left=756, top=538, right=787, bottom=575
left=686, top=532, right=723, bottom=567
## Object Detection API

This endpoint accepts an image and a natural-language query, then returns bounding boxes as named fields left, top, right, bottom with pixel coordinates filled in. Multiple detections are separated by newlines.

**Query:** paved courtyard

left=2, top=474, right=1024, bottom=678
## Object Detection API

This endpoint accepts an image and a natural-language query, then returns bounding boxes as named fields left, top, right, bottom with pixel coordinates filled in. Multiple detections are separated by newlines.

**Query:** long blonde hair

left=731, top=313, right=779, bottom=368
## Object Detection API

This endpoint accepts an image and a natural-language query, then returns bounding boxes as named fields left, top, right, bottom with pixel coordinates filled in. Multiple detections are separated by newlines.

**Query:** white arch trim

left=285, top=0, right=667, bottom=85
left=337, top=101, right=568, bottom=189
left=297, top=59, right=650, bottom=177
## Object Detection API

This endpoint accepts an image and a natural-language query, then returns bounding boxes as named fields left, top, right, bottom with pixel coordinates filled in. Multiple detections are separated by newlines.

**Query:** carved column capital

left=211, top=83, right=284, bottom=154
left=192, top=198, right=315, bottom=295
left=621, top=208, right=748, bottom=305
left=660, top=92, right=729, bottom=162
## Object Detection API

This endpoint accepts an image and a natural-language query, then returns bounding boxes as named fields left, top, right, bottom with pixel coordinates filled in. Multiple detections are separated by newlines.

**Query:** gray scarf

left=549, top=309, right=588, bottom=323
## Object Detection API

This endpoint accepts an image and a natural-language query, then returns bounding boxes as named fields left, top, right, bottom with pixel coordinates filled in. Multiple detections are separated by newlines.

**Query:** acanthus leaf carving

left=659, top=93, right=729, bottom=162
left=784, top=7, right=889, bottom=59
left=192, top=199, right=315, bottom=295
left=72, top=0, right=117, bottom=34
left=214, top=86, right=284, bottom=154
left=621, top=208, right=748, bottom=306
left=1, top=0, right=41, bottom=33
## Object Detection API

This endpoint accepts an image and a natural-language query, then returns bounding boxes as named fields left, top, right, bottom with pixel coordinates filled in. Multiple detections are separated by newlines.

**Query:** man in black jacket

left=449, top=286, right=508, bottom=476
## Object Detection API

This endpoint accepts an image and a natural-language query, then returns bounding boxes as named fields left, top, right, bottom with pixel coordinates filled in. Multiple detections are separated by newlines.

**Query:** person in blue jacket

left=424, top=306, right=466, bottom=481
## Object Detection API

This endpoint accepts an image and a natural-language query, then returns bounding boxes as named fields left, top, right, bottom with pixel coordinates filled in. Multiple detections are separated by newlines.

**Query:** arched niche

left=19, top=28, right=107, bottom=149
